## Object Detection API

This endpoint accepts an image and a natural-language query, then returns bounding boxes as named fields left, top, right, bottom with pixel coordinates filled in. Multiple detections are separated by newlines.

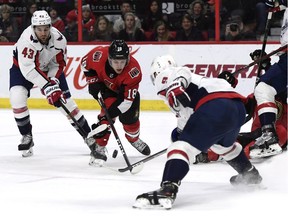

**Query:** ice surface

left=0, top=109, right=287, bottom=216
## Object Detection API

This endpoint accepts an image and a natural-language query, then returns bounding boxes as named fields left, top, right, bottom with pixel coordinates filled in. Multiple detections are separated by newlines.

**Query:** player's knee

left=9, top=86, right=28, bottom=108
left=167, top=141, right=201, bottom=165
left=210, top=142, right=242, bottom=161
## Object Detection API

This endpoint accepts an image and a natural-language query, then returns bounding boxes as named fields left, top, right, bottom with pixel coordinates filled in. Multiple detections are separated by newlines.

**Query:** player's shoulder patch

left=128, top=67, right=140, bottom=78
left=93, top=51, right=102, bottom=62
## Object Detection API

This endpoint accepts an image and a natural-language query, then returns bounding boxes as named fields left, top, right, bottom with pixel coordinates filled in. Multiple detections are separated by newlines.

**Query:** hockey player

left=192, top=96, right=287, bottom=164
left=81, top=40, right=150, bottom=165
left=133, top=55, right=262, bottom=209
left=9, top=10, right=97, bottom=158
left=248, top=0, right=287, bottom=158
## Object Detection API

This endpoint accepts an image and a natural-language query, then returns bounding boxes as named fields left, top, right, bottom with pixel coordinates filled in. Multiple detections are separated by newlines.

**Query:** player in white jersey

left=249, top=0, right=287, bottom=158
left=133, top=55, right=262, bottom=210
left=9, top=10, right=98, bottom=158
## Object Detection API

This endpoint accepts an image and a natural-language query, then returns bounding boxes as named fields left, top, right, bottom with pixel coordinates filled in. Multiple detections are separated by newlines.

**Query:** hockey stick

left=255, top=10, right=273, bottom=79
left=59, top=100, right=87, bottom=139
left=232, top=44, right=288, bottom=76
left=97, top=92, right=144, bottom=174
left=118, top=148, right=167, bottom=173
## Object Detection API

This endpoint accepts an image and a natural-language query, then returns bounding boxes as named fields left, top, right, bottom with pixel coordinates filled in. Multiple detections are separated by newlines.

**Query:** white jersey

left=13, top=26, right=67, bottom=89
left=154, top=66, right=245, bottom=130
left=280, top=8, right=288, bottom=46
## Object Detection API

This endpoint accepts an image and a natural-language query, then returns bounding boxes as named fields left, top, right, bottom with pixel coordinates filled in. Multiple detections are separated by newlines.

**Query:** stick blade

left=130, top=162, right=144, bottom=174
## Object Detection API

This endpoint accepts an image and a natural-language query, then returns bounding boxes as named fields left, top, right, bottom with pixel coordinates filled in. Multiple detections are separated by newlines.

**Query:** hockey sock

left=226, top=150, right=253, bottom=174
left=15, top=116, right=32, bottom=135
left=162, top=159, right=189, bottom=183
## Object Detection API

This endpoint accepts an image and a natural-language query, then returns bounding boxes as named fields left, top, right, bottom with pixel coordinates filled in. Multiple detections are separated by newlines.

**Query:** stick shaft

left=97, top=92, right=132, bottom=167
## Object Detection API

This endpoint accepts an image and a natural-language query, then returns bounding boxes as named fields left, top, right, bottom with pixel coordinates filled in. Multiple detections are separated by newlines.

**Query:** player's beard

left=37, top=34, right=50, bottom=45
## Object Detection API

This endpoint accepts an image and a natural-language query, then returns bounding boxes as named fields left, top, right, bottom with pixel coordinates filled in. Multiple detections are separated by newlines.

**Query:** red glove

left=42, top=78, right=65, bottom=107
left=166, top=81, right=191, bottom=110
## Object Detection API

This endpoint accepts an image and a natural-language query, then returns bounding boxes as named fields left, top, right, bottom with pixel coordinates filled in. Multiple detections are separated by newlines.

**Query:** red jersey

left=81, top=46, right=142, bottom=114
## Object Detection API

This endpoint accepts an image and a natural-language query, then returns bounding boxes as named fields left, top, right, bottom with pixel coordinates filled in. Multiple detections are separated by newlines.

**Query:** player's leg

left=119, top=92, right=150, bottom=156
left=9, top=65, right=34, bottom=157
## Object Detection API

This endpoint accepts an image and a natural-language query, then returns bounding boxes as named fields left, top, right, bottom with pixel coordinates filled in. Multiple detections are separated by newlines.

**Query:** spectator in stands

left=82, top=4, right=96, bottom=41
left=62, top=13, right=79, bottom=42
left=65, top=0, right=78, bottom=24
left=221, top=15, right=256, bottom=41
left=92, top=15, right=114, bottom=42
left=49, top=6, right=65, bottom=32
left=206, top=0, right=216, bottom=40
left=117, top=12, right=146, bottom=41
left=141, top=0, right=165, bottom=32
left=255, top=0, right=268, bottom=37
left=113, top=0, right=141, bottom=34
left=0, top=4, right=19, bottom=42
left=21, top=2, right=38, bottom=32
left=148, top=20, right=175, bottom=41
left=175, top=13, right=205, bottom=41
left=0, top=35, right=9, bottom=42
left=187, top=0, right=210, bottom=37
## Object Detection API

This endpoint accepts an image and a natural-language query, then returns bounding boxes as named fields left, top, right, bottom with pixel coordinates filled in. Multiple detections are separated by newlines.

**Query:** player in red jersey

left=81, top=40, right=151, bottom=165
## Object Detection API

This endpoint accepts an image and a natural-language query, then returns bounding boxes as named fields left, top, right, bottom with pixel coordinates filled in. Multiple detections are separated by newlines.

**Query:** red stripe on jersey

left=13, top=57, right=19, bottom=67
left=55, top=51, right=66, bottom=79
left=257, top=102, right=277, bottom=111
left=167, top=149, right=189, bottom=161
left=158, top=89, right=166, bottom=97
left=195, top=92, right=246, bottom=111
left=13, top=107, right=28, bottom=114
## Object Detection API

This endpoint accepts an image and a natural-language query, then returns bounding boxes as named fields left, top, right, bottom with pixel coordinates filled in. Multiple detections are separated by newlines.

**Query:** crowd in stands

left=0, top=0, right=284, bottom=43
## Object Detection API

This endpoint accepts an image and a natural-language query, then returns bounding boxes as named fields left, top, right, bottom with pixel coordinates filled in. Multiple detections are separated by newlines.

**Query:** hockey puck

left=112, top=150, right=118, bottom=158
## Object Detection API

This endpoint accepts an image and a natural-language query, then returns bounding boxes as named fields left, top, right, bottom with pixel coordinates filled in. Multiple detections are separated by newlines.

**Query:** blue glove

left=171, top=128, right=182, bottom=142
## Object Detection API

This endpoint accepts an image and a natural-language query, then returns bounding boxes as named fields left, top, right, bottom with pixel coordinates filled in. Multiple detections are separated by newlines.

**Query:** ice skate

left=133, top=181, right=179, bottom=210
left=230, top=166, right=262, bottom=186
left=250, top=125, right=282, bottom=158
left=130, top=138, right=151, bottom=156
left=18, top=134, right=34, bottom=157
left=88, top=142, right=107, bottom=167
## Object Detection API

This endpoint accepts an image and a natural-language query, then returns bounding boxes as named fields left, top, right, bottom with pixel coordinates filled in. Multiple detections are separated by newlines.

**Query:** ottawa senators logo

left=128, top=67, right=140, bottom=78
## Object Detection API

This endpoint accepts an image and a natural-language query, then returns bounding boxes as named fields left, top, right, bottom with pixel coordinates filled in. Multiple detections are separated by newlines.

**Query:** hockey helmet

left=150, top=55, right=177, bottom=85
left=108, top=40, right=130, bottom=60
left=31, top=10, right=51, bottom=27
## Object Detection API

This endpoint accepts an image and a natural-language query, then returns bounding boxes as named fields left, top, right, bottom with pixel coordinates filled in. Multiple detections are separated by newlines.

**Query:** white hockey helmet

left=31, top=10, right=51, bottom=27
left=150, top=55, right=177, bottom=85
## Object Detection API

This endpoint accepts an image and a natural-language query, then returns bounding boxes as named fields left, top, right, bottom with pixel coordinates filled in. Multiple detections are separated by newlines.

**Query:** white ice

left=0, top=109, right=287, bottom=216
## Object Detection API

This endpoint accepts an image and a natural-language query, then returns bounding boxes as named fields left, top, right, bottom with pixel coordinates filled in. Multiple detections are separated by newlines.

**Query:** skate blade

left=250, top=148, right=282, bottom=159
left=22, top=148, right=33, bottom=157
left=133, top=198, right=173, bottom=210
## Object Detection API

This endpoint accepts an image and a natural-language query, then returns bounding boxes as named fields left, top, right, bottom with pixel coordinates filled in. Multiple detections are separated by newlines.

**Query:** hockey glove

left=171, top=127, right=182, bottom=142
left=88, top=82, right=106, bottom=100
left=250, top=49, right=271, bottom=71
left=265, top=0, right=275, bottom=8
left=42, top=77, right=65, bottom=107
left=218, top=71, right=238, bottom=88
left=166, top=81, right=191, bottom=109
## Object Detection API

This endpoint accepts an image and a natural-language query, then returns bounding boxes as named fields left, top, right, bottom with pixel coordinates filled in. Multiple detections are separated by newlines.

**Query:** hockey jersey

left=81, top=46, right=142, bottom=114
left=154, top=66, right=245, bottom=130
left=12, top=26, right=67, bottom=89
